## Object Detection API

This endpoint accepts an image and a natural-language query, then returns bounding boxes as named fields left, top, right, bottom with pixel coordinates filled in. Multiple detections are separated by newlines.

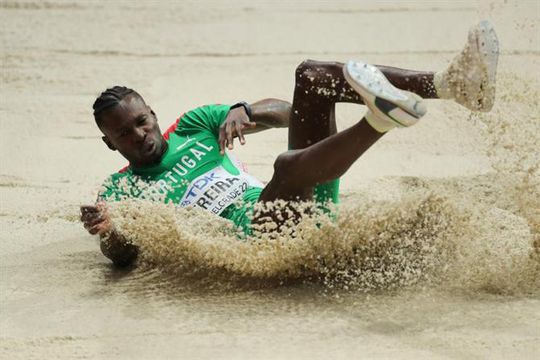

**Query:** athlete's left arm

left=219, top=98, right=291, bottom=154
left=247, top=98, right=291, bottom=132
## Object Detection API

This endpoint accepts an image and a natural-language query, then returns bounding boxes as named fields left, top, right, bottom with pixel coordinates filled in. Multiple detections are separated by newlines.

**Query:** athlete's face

left=98, top=94, right=167, bottom=168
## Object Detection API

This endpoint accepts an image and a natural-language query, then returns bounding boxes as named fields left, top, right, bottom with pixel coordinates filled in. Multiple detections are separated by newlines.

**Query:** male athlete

left=81, top=21, right=499, bottom=266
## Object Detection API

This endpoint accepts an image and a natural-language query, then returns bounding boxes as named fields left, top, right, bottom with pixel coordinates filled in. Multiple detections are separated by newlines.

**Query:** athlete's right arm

left=99, top=230, right=138, bottom=267
left=80, top=204, right=138, bottom=267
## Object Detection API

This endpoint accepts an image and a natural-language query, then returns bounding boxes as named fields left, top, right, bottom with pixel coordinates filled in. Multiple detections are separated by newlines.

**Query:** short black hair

left=93, top=86, right=142, bottom=124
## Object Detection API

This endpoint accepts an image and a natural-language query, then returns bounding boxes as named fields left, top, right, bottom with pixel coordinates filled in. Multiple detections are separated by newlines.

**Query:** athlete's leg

left=374, top=65, right=436, bottom=99
left=257, top=60, right=426, bottom=204
left=287, top=59, right=436, bottom=151
left=260, top=119, right=382, bottom=202
left=252, top=21, right=499, bottom=229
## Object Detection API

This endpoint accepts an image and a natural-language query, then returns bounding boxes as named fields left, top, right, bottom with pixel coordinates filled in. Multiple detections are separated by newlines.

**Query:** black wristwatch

left=230, top=101, right=252, bottom=121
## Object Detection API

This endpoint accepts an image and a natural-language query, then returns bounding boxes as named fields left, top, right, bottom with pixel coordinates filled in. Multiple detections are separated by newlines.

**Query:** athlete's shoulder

left=183, top=104, right=230, bottom=117
left=162, top=117, right=182, bottom=140
left=176, top=104, right=231, bottom=134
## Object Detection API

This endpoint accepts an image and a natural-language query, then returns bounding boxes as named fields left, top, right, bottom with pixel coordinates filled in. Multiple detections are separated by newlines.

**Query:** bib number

left=180, top=166, right=262, bottom=215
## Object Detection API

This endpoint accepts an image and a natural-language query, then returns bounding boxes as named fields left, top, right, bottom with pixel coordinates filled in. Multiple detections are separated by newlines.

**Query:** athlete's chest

left=129, top=132, right=220, bottom=201
left=159, top=132, right=220, bottom=179
left=125, top=131, right=263, bottom=214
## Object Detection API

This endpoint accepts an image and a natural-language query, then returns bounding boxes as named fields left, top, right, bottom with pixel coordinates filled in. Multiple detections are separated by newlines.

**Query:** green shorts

left=221, top=179, right=340, bottom=236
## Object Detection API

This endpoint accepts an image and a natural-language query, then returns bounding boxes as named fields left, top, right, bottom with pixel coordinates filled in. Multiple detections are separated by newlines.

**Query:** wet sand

left=1, top=1, right=539, bottom=359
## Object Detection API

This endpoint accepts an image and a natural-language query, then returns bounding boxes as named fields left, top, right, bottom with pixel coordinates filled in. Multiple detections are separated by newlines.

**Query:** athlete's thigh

left=253, top=64, right=339, bottom=224
left=257, top=175, right=312, bottom=203
left=289, top=94, right=336, bottom=150
left=289, top=60, right=338, bottom=150
left=261, top=88, right=338, bottom=203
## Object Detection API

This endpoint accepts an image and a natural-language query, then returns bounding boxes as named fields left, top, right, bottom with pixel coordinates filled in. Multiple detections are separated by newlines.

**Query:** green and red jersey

left=99, top=104, right=263, bottom=234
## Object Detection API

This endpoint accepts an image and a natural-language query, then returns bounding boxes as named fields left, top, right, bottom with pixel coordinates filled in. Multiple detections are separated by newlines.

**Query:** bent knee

left=272, top=151, right=302, bottom=186
left=295, top=60, right=320, bottom=82
left=295, top=59, right=342, bottom=76
left=295, top=60, right=344, bottom=91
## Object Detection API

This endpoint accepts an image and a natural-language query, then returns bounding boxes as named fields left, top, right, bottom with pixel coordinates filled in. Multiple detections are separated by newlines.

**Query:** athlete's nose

left=134, top=127, right=146, bottom=142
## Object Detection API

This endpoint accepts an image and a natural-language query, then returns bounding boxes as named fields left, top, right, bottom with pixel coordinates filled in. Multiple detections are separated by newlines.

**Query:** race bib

left=180, top=166, right=263, bottom=215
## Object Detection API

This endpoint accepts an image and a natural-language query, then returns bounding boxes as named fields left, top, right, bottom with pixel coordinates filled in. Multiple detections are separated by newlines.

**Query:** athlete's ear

left=102, top=136, right=116, bottom=151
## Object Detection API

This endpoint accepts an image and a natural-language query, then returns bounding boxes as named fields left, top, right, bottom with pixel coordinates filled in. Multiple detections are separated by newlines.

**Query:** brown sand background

left=1, top=0, right=539, bottom=359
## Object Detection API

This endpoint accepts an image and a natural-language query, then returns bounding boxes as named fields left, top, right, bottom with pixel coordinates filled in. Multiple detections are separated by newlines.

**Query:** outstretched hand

left=80, top=202, right=113, bottom=236
left=218, top=107, right=257, bottom=155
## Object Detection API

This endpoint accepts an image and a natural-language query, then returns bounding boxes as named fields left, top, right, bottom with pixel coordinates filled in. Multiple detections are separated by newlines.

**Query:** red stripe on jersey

left=163, top=114, right=184, bottom=140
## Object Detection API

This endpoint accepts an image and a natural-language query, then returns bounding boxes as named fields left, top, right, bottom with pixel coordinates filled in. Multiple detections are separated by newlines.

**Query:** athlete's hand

left=219, top=107, right=257, bottom=155
left=80, top=202, right=113, bottom=236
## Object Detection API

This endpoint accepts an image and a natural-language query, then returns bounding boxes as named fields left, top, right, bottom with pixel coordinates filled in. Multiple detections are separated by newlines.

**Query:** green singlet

left=99, top=104, right=340, bottom=235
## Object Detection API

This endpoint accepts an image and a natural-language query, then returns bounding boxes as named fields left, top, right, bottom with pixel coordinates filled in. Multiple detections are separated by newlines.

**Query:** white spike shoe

left=344, top=60, right=427, bottom=133
left=435, top=20, right=500, bottom=112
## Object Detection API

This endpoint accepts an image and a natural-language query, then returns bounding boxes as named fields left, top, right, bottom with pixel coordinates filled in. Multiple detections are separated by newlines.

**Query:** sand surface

left=1, top=0, right=539, bottom=359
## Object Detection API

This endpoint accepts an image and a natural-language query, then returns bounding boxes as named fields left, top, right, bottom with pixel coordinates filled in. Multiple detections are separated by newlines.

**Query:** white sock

left=364, top=110, right=395, bottom=133
left=433, top=71, right=453, bottom=99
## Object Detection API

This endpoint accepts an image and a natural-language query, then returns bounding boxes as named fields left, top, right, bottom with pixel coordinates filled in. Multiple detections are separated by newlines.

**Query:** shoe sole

left=343, top=61, right=426, bottom=127
left=475, top=20, right=499, bottom=111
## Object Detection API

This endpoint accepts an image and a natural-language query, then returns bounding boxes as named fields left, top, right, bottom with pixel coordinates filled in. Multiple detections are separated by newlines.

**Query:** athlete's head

left=93, top=86, right=167, bottom=168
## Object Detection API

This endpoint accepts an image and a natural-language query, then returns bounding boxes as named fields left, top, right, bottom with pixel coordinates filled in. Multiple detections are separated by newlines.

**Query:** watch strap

left=230, top=101, right=252, bottom=121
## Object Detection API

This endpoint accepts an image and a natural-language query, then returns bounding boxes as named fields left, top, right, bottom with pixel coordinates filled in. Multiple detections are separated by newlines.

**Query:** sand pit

left=1, top=1, right=539, bottom=359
